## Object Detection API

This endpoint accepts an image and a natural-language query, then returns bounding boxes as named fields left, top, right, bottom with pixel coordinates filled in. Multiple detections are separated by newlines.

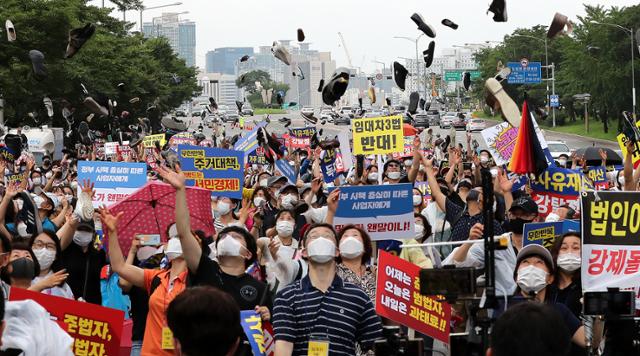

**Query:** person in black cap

left=59, top=217, right=107, bottom=304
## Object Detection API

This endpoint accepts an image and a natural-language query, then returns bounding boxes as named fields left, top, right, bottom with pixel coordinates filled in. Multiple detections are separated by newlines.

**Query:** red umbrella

left=105, top=181, right=214, bottom=255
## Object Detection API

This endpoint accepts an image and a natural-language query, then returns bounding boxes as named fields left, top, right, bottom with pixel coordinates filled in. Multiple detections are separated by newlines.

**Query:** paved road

left=187, top=113, right=620, bottom=154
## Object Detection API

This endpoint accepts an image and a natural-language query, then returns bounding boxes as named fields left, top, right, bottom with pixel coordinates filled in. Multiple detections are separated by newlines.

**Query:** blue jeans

left=130, top=340, right=143, bottom=356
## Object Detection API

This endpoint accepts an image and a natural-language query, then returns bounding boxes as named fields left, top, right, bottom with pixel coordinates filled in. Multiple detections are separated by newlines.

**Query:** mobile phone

left=137, top=234, right=161, bottom=246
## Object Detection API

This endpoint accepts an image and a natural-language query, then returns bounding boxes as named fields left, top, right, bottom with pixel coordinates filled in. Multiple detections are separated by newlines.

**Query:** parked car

left=301, top=106, right=315, bottom=116
left=205, top=114, right=221, bottom=128
left=335, top=114, right=351, bottom=125
left=241, top=107, right=254, bottom=116
left=414, top=112, right=430, bottom=128
left=224, top=109, right=240, bottom=123
left=547, top=140, right=572, bottom=159
left=439, top=112, right=458, bottom=128
left=339, top=106, right=354, bottom=118
left=466, top=119, right=485, bottom=132
left=425, top=110, right=440, bottom=126
left=392, top=105, right=406, bottom=115
left=175, top=110, right=187, bottom=117
left=451, top=114, right=467, bottom=130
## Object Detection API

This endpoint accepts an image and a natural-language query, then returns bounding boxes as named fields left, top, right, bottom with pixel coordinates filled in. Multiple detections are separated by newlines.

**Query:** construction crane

left=337, top=32, right=353, bottom=69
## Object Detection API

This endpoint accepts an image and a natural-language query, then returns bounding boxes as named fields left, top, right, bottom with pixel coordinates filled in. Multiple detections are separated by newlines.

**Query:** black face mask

left=10, top=257, right=35, bottom=280
left=507, top=218, right=533, bottom=235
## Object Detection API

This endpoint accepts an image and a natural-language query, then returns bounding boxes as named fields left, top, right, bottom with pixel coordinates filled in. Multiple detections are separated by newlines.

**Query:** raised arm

left=422, top=156, right=446, bottom=212
left=57, top=211, right=80, bottom=251
left=325, top=189, right=340, bottom=226
left=156, top=165, right=202, bottom=273
left=0, top=184, right=22, bottom=241
left=406, top=138, right=422, bottom=183
left=624, top=141, right=636, bottom=191
left=497, top=168, right=515, bottom=212
left=99, top=206, right=145, bottom=288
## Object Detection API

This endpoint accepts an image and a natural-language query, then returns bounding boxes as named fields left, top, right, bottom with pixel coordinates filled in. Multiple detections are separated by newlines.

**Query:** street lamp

left=393, top=34, right=426, bottom=98
left=591, top=21, right=636, bottom=118
left=139, top=2, right=183, bottom=32
left=372, top=60, right=387, bottom=74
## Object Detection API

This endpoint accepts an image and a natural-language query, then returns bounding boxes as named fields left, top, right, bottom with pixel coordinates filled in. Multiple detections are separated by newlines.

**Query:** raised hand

left=98, top=206, right=123, bottom=233
left=156, top=164, right=186, bottom=190
left=81, top=179, right=95, bottom=198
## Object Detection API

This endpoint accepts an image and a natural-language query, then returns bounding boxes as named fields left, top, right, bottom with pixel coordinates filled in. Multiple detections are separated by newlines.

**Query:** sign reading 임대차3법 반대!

left=352, top=115, right=404, bottom=155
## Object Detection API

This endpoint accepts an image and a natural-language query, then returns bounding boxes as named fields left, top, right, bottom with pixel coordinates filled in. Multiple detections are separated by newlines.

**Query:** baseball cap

left=516, top=244, right=554, bottom=271
left=509, top=196, right=538, bottom=214
left=267, top=175, right=287, bottom=188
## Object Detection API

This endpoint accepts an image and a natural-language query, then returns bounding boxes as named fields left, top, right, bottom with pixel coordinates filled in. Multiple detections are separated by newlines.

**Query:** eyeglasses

left=33, top=240, right=56, bottom=251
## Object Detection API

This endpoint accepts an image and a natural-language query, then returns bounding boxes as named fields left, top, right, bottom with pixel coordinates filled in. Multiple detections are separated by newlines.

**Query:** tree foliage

left=236, top=70, right=289, bottom=108
left=0, top=0, right=200, bottom=127
left=473, top=4, right=640, bottom=132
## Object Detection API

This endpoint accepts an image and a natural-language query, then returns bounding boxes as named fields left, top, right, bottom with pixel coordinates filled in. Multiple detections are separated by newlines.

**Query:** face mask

left=32, top=177, right=42, bottom=186
left=368, top=172, right=379, bottom=182
left=253, top=197, right=265, bottom=207
left=516, top=265, right=548, bottom=293
left=216, top=201, right=232, bottom=216
left=33, top=248, right=56, bottom=270
left=490, top=168, right=498, bottom=178
left=70, top=181, right=78, bottom=190
left=281, top=194, right=298, bottom=210
left=65, top=194, right=74, bottom=202
left=404, top=160, right=413, bottom=167
left=306, top=237, right=336, bottom=263
left=414, top=224, right=425, bottom=239
left=508, top=218, right=533, bottom=235
left=136, top=246, right=158, bottom=262
left=339, top=236, right=364, bottom=259
left=412, top=195, right=422, bottom=206
left=33, top=196, right=46, bottom=209
left=259, top=179, right=268, bottom=187
left=545, top=213, right=560, bottom=222
left=16, top=223, right=29, bottom=238
left=387, top=171, right=401, bottom=180
left=276, top=220, right=294, bottom=237
left=480, top=155, right=489, bottom=164
left=557, top=253, right=581, bottom=272
left=274, top=190, right=281, bottom=199
left=73, top=231, right=94, bottom=247
left=45, top=172, right=53, bottom=180
left=165, top=237, right=183, bottom=261
left=217, top=235, right=245, bottom=258
left=10, top=258, right=36, bottom=280
left=558, top=159, right=567, bottom=167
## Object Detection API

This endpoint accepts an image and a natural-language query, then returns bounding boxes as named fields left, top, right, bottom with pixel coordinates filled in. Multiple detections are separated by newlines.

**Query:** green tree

left=0, top=0, right=200, bottom=127
left=236, top=70, right=272, bottom=94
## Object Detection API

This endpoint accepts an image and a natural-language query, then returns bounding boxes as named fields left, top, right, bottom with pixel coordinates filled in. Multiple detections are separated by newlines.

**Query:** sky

left=96, top=0, right=638, bottom=72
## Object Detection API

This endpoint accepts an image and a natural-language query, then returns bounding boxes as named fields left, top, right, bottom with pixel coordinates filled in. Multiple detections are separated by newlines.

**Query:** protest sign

left=333, top=184, right=414, bottom=240
left=481, top=120, right=549, bottom=166
left=142, top=134, right=166, bottom=148
left=376, top=250, right=451, bottom=343
left=413, top=181, right=432, bottom=205
left=275, top=159, right=297, bottom=184
left=117, top=144, right=132, bottom=161
left=523, top=220, right=581, bottom=248
left=320, top=148, right=338, bottom=183
left=10, top=288, right=125, bottom=356
left=178, top=145, right=244, bottom=199
left=240, top=310, right=266, bottom=356
left=530, top=166, right=591, bottom=218
left=391, top=136, right=415, bottom=160
left=248, top=146, right=268, bottom=165
left=287, top=127, right=316, bottom=151
left=104, top=142, right=118, bottom=158
left=352, top=115, right=404, bottom=155
left=169, top=133, right=196, bottom=151
left=93, top=139, right=106, bottom=160
left=0, top=146, right=17, bottom=162
left=587, top=166, right=608, bottom=190
left=234, top=121, right=267, bottom=154
left=4, top=173, right=24, bottom=187
left=337, top=131, right=353, bottom=171
left=581, top=191, right=640, bottom=295
left=616, top=121, right=640, bottom=169
left=78, top=161, right=147, bottom=207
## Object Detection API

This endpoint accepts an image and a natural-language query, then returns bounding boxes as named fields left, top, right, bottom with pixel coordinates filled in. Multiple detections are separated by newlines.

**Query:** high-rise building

left=205, top=47, right=255, bottom=74
left=196, top=72, right=240, bottom=106
left=143, top=13, right=196, bottom=67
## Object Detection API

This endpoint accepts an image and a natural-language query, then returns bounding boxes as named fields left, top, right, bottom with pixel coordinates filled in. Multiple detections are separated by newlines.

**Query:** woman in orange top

left=99, top=206, right=188, bottom=356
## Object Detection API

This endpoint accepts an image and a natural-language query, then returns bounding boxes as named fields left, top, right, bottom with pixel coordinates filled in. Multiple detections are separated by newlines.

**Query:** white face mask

left=516, top=265, right=548, bottom=293
left=73, top=231, right=94, bottom=247
left=557, top=253, right=581, bottom=272
left=490, top=168, right=499, bottom=178
left=387, top=171, right=401, bottom=180
left=217, top=235, right=245, bottom=258
left=253, top=196, right=266, bottom=207
left=480, top=155, right=489, bottom=164
left=45, top=172, right=53, bottom=180
left=276, top=220, right=294, bottom=237
left=404, top=160, right=413, bottom=167
left=32, top=177, right=42, bottom=186
left=216, top=201, right=232, bottom=216
left=33, top=248, right=56, bottom=270
left=281, top=194, right=298, bottom=210
left=306, top=237, right=336, bottom=263
left=412, top=195, right=422, bottom=206
left=16, top=222, right=29, bottom=238
left=414, top=224, right=424, bottom=239
left=70, top=181, right=78, bottom=190
left=165, top=237, right=183, bottom=261
left=368, top=172, right=379, bottom=182
left=339, top=236, right=364, bottom=259
left=558, top=159, right=567, bottom=167
left=33, top=195, right=46, bottom=209
left=259, top=179, right=268, bottom=187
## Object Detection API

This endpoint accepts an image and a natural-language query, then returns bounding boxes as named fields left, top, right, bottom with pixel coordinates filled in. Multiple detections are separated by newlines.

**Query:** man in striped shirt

left=273, top=223, right=382, bottom=355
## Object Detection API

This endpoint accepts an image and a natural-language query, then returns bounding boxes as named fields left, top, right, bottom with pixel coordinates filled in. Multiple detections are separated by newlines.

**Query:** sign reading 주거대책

left=178, top=145, right=244, bottom=199
left=352, top=115, right=404, bottom=155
